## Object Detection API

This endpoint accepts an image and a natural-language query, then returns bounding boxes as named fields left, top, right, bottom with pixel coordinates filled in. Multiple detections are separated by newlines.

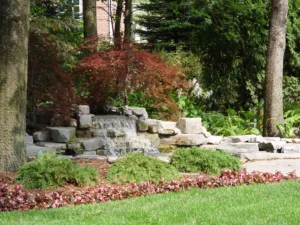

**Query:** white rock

left=79, top=114, right=92, bottom=129
left=202, top=126, right=212, bottom=138
left=282, top=144, right=300, bottom=153
left=178, top=118, right=202, bottom=134
left=78, top=105, right=90, bottom=115
left=217, top=143, right=259, bottom=154
left=230, top=135, right=258, bottom=143
left=234, top=152, right=300, bottom=163
left=160, top=134, right=207, bottom=146
left=157, top=121, right=181, bottom=135
left=281, top=138, right=300, bottom=144
left=206, top=136, right=223, bottom=145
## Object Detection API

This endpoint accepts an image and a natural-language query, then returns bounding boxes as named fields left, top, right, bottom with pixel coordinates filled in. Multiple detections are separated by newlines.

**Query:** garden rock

left=49, top=127, right=76, bottom=143
left=160, top=134, right=207, bottom=146
left=206, top=135, right=223, bottom=145
left=26, top=144, right=56, bottom=157
left=79, top=114, right=92, bottom=129
left=69, top=118, right=77, bottom=127
left=137, top=122, right=148, bottom=132
left=130, top=107, right=148, bottom=119
left=235, top=152, right=300, bottom=162
left=78, top=105, right=90, bottom=115
left=67, top=143, right=82, bottom=150
left=148, top=124, right=159, bottom=133
left=138, top=133, right=160, bottom=148
left=26, top=133, right=33, bottom=144
left=254, top=136, right=281, bottom=143
left=178, top=118, right=202, bottom=134
left=36, top=142, right=67, bottom=150
left=76, top=138, right=105, bottom=151
left=33, top=130, right=50, bottom=142
left=82, top=151, right=97, bottom=156
left=281, top=138, right=300, bottom=143
left=76, top=130, right=93, bottom=138
left=281, top=144, right=300, bottom=153
left=258, top=141, right=286, bottom=153
left=158, top=121, right=181, bottom=135
left=230, top=135, right=258, bottom=143
left=217, top=143, right=259, bottom=154
left=202, top=127, right=212, bottom=138
left=96, top=150, right=107, bottom=156
left=90, top=129, right=106, bottom=137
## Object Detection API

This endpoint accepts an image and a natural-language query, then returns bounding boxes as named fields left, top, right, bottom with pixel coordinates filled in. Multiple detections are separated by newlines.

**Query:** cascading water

left=91, top=115, right=159, bottom=156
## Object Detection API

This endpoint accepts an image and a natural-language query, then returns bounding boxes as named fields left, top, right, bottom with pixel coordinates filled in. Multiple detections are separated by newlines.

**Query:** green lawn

left=1, top=181, right=300, bottom=225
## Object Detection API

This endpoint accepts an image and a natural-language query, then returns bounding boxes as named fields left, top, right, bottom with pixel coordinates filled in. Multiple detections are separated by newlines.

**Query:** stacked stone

left=26, top=105, right=300, bottom=162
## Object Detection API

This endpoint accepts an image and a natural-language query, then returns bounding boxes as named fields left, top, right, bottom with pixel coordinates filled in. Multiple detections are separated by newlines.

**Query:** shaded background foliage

left=137, top=0, right=300, bottom=112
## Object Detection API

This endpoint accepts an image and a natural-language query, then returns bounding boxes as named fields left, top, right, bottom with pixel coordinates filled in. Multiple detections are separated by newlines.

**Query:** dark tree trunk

left=124, top=0, right=133, bottom=43
left=114, top=0, right=124, bottom=47
left=263, top=0, right=288, bottom=137
left=83, top=0, right=97, bottom=38
left=0, top=0, right=30, bottom=172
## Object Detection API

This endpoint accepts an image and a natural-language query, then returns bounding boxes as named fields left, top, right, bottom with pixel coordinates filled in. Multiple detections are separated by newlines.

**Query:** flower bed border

left=1, top=169, right=298, bottom=212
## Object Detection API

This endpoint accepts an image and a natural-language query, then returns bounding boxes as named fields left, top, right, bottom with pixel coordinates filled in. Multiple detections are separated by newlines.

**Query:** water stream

left=92, top=115, right=159, bottom=156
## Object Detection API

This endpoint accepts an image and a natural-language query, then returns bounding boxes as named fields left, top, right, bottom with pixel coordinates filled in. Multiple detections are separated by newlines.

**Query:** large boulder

left=178, top=118, right=202, bottom=134
left=48, top=127, right=76, bottom=143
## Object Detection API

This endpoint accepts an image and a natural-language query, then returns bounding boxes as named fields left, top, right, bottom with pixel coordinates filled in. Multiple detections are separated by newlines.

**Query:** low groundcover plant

left=1, top=169, right=298, bottom=212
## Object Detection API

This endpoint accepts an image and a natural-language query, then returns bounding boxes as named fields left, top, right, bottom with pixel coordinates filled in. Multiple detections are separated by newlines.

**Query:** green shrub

left=16, top=152, right=99, bottom=189
left=107, top=153, right=180, bottom=183
left=170, top=147, right=242, bottom=174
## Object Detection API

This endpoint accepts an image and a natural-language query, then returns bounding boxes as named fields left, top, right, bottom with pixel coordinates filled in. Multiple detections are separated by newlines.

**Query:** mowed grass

left=1, top=181, right=300, bottom=225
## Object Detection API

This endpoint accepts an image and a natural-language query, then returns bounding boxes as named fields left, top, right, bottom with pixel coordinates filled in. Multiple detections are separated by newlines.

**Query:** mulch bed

left=0, top=158, right=210, bottom=195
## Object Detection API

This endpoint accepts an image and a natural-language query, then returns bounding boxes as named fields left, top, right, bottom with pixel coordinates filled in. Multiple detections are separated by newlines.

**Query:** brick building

left=75, top=0, right=141, bottom=42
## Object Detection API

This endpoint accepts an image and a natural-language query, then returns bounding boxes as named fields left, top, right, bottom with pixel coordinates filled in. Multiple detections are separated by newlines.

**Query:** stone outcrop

left=26, top=105, right=300, bottom=161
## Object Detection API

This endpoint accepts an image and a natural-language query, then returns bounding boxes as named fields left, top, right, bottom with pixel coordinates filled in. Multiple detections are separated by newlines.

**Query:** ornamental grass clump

left=16, top=152, right=99, bottom=189
left=170, top=147, right=242, bottom=174
left=107, top=153, right=180, bottom=183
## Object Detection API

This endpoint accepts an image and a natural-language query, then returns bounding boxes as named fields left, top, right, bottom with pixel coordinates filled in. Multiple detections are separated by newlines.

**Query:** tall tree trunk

left=263, top=0, right=288, bottom=137
left=114, top=0, right=124, bottom=47
left=124, top=0, right=133, bottom=43
left=83, top=0, right=97, bottom=38
left=0, top=0, right=30, bottom=172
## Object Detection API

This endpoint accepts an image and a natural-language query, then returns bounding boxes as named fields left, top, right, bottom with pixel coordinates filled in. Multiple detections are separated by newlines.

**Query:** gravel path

left=243, top=159, right=300, bottom=176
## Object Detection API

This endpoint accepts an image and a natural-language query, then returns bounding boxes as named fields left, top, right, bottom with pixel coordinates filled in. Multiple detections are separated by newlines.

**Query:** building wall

left=96, top=1, right=124, bottom=40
